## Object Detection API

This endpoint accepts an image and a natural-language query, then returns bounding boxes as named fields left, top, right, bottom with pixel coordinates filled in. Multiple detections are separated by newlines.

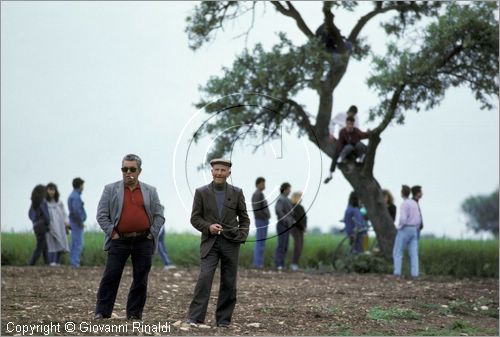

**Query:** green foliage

left=193, top=34, right=328, bottom=159
left=368, top=2, right=499, bottom=122
left=2, top=232, right=498, bottom=278
left=379, top=1, right=442, bottom=37
left=185, top=2, right=247, bottom=51
left=367, top=306, right=422, bottom=323
left=461, top=188, right=499, bottom=237
left=419, top=238, right=499, bottom=278
left=415, top=319, right=498, bottom=336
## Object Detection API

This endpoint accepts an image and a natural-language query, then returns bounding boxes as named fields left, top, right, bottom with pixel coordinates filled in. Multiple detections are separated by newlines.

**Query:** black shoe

left=127, top=315, right=142, bottom=320
left=94, top=313, right=107, bottom=320
left=217, top=321, right=230, bottom=328
left=324, top=176, right=332, bottom=184
left=186, top=318, right=201, bottom=326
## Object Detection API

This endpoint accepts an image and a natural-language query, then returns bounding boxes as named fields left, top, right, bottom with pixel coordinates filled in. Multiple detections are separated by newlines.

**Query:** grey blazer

left=190, top=182, right=250, bottom=258
left=96, top=180, right=165, bottom=251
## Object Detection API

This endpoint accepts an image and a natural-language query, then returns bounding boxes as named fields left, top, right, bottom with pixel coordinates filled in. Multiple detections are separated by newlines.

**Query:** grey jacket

left=251, top=189, right=271, bottom=220
left=96, top=180, right=165, bottom=251
left=275, top=194, right=295, bottom=227
left=191, top=182, right=250, bottom=258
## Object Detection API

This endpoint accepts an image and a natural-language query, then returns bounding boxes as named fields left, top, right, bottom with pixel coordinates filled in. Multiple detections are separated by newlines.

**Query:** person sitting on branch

left=324, top=116, right=371, bottom=184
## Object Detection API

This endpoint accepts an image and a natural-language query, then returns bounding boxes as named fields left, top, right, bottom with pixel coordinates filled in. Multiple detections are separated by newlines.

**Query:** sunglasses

left=121, top=167, right=138, bottom=173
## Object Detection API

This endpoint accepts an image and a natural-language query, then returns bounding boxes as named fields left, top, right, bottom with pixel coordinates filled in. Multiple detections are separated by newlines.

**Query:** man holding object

left=186, top=158, right=250, bottom=328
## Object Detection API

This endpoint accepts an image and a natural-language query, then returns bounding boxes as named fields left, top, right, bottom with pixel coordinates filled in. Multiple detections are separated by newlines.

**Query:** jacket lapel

left=221, top=184, right=235, bottom=221
left=116, top=182, right=124, bottom=223
left=140, top=182, right=152, bottom=220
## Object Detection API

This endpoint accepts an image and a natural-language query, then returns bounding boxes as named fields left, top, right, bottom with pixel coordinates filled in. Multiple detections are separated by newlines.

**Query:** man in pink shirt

left=392, top=185, right=423, bottom=278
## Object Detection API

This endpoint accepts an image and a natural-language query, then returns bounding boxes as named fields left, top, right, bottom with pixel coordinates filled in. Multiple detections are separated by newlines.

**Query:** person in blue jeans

left=68, top=177, right=87, bottom=267
left=158, top=225, right=176, bottom=270
left=251, top=177, right=271, bottom=268
left=393, top=185, right=423, bottom=279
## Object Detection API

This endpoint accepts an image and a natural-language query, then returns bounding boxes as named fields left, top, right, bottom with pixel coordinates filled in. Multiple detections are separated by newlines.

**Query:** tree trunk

left=312, top=133, right=397, bottom=259
left=311, top=53, right=396, bottom=259
left=340, top=161, right=397, bottom=259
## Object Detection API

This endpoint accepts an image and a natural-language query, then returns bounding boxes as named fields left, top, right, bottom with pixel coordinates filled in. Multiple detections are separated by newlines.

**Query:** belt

left=120, top=231, right=149, bottom=238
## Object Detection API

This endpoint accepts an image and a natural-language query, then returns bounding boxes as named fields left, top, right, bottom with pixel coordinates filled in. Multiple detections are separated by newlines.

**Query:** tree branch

left=373, top=84, right=406, bottom=136
left=233, top=2, right=257, bottom=47
left=361, top=84, right=405, bottom=176
left=348, top=2, right=417, bottom=43
left=271, top=1, right=314, bottom=38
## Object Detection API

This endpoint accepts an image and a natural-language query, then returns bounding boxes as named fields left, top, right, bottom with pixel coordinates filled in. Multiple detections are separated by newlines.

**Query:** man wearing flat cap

left=186, top=158, right=250, bottom=328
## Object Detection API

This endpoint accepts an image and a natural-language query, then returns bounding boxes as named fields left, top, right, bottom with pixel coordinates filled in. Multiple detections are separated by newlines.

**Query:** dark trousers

left=349, top=232, right=367, bottom=254
left=329, top=142, right=367, bottom=173
left=274, top=222, right=290, bottom=268
left=329, top=153, right=340, bottom=173
left=290, top=227, right=304, bottom=265
left=188, top=236, right=240, bottom=325
left=29, top=228, right=48, bottom=265
left=95, top=236, right=154, bottom=318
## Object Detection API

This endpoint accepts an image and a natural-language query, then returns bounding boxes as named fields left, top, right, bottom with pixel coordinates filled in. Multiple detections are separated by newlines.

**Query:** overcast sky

left=1, top=1, right=498, bottom=239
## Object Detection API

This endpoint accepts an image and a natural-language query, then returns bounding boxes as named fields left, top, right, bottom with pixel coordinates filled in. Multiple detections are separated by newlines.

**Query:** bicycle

left=332, top=221, right=379, bottom=272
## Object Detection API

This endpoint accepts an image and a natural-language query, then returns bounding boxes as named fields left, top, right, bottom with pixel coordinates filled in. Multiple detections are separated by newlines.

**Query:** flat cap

left=209, top=158, right=232, bottom=167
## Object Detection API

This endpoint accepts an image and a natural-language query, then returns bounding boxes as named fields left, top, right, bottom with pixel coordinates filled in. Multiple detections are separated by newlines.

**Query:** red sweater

left=336, top=127, right=369, bottom=154
left=116, top=186, right=150, bottom=233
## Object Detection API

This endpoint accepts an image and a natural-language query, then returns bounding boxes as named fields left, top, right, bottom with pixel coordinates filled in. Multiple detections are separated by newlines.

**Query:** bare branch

left=233, top=2, right=257, bottom=47
left=271, top=1, right=314, bottom=38
left=373, top=84, right=406, bottom=136
left=348, top=2, right=416, bottom=43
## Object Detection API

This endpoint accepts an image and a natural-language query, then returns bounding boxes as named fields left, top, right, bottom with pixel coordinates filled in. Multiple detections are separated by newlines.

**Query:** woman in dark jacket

left=28, top=184, right=50, bottom=265
left=382, top=189, right=397, bottom=222
left=290, top=191, right=307, bottom=271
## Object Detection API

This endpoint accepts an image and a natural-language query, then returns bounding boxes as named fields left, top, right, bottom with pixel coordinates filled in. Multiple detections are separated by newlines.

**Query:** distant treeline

left=1, top=232, right=498, bottom=278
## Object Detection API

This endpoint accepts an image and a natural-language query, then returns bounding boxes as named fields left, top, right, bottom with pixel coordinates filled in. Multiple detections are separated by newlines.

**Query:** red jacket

left=336, top=127, right=369, bottom=154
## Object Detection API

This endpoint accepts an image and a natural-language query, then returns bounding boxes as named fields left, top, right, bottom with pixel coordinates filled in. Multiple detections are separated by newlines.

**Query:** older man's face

left=121, top=160, right=141, bottom=187
left=211, top=164, right=230, bottom=184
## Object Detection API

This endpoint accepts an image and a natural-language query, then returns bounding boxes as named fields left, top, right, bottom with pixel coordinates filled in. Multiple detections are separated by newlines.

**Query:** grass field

left=1, top=231, right=498, bottom=278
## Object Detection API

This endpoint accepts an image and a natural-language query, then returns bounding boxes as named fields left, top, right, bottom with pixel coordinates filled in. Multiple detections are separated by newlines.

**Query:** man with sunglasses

left=94, top=154, right=165, bottom=320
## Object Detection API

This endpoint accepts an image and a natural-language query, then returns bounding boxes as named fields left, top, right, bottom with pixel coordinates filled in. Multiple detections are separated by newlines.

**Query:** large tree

left=461, top=189, right=499, bottom=237
left=185, top=1, right=499, bottom=258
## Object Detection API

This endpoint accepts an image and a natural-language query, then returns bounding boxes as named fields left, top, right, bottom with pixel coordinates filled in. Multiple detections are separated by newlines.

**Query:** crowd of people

left=27, top=175, right=175, bottom=270
left=28, top=179, right=86, bottom=267
left=26, top=152, right=424, bottom=325
left=250, top=179, right=307, bottom=271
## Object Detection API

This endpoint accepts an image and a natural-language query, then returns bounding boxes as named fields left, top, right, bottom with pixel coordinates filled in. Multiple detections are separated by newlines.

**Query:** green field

left=1, top=232, right=498, bottom=278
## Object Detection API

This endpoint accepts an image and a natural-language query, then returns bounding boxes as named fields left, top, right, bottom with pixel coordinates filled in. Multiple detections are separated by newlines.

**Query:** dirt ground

left=1, top=266, right=498, bottom=336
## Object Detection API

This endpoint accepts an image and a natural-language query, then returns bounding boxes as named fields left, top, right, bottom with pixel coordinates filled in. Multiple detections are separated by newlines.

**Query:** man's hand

left=209, top=224, right=223, bottom=235
left=112, top=231, right=120, bottom=240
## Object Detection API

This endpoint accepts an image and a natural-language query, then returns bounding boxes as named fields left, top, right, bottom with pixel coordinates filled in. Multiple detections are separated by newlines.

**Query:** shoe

left=127, top=315, right=142, bottom=320
left=186, top=318, right=199, bottom=326
left=290, top=264, right=299, bottom=271
left=277, top=266, right=283, bottom=271
left=356, top=154, right=366, bottom=163
left=163, top=265, right=177, bottom=270
left=49, top=262, right=57, bottom=267
left=217, top=321, right=230, bottom=328
left=94, top=313, right=107, bottom=320
left=323, top=176, right=332, bottom=184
